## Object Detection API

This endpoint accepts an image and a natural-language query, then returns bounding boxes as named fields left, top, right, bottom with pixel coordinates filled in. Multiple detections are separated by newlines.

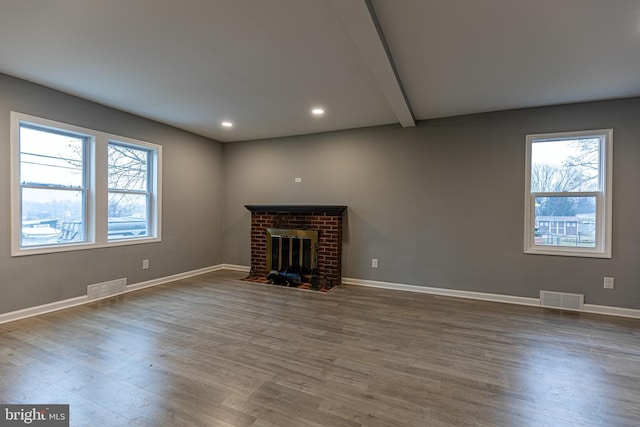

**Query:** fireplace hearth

left=245, top=205, right=346, bottom=290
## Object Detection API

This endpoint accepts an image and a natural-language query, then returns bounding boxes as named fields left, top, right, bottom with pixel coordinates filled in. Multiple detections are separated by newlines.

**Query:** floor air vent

left=87, top=278, right=127, bottom=301
left=540, top=290, right=584, bottom=311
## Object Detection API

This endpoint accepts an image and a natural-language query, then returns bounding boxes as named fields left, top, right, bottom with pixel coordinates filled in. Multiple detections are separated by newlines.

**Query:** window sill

left=524, top=246, right=611, bottom=259
left=12, top=236, right=161, bottom=257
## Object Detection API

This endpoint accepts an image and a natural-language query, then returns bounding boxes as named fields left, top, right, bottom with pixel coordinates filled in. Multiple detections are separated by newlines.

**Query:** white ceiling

left=1, top=0, right=639, bottom=142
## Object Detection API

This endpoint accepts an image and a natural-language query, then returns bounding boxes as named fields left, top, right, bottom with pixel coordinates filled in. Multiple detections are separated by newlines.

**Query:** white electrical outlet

left=604, top=277, right=614, bottom=289
left=295, top=177, right=302, bottom=183
left=372, top=259, right=378, bottom=268
left=142, top=259, right=150, bottom=270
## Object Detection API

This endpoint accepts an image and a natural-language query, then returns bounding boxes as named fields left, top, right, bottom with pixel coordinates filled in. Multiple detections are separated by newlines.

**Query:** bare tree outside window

left=19, top=133, right=152, bottom=245
left=107, top=143, right=150, bottom=239
left=531, top=138, right=599, bottom=191
left=531, top=138, right=599, bottom=219
left=108, top=144, right=148, bottom=217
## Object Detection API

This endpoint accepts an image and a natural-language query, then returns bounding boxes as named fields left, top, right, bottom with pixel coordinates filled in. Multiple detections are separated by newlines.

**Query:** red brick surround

left=245, top=205, right=346, bottom=289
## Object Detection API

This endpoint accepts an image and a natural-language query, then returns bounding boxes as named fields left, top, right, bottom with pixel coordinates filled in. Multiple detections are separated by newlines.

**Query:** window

left=18, top=125, right=89, bottom=246
left=524, top=129, right=612, bottom=258
left=108, top=142, right=152, bottom=240
left=11, top=112, right=162, bottom=256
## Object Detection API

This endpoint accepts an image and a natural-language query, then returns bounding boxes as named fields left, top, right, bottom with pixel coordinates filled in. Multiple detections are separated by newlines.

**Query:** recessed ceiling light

left=221, top=121, right=233, bottom=128
left=311, top=108, right=325, bottom=116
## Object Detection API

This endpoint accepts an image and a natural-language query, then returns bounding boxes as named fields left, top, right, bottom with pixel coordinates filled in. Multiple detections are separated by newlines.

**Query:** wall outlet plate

left=604, top=277, right=614, bottom=289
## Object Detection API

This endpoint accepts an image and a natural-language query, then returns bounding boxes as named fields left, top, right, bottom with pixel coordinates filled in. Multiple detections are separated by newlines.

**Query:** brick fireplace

left=245, top=205, right=347, bottom=290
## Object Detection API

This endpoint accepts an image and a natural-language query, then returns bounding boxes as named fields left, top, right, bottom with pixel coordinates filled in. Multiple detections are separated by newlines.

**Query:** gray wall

left=0, top=74, right=225, bottom=315
left=223, top=97, right=640, bottom=309
left=3, top=71, right=639, bottom=315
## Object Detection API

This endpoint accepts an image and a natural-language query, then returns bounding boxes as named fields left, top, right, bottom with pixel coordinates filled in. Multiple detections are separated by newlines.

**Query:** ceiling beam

left=332, top=0, right=415, bottom=127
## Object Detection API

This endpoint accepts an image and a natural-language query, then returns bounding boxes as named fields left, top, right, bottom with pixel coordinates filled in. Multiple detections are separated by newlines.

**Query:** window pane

left=108, top=193, right=148, bottom=239
left=20, top=127, right=84, bottom=188
left=21, top=188, right=85, bottom=246
left=108, top=144, right=148, bottom=191
left=534, top=196, right=596, bottom=248
left=531, top=138, right=600, bottom=192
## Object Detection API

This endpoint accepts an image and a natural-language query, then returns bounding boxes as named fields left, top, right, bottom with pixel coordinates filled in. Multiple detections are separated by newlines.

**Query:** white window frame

left=524, top=129, right=612, bottom=258
left=10, top=112, right=162, bottom=256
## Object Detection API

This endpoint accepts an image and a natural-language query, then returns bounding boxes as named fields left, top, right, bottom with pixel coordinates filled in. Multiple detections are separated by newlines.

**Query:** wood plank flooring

left=1, top=270, right=640, bottom=426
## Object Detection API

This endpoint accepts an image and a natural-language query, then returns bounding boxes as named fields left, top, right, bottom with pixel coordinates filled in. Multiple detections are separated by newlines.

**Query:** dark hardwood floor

left=1, top=270, right=639, bottom=426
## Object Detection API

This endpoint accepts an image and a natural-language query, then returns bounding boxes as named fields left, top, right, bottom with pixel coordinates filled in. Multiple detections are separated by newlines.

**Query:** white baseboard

left=4, top=267, right=639, bottom=324
left=219, top=264, right=251, bottom=273
left=0, top=264, right=226, bottom=324
left=0, top=295, right=89, bottom=325
left=342, top=277, right=540, bottom=307
left=342, top=277, right=640, bottom=319
left=583, top=304, right=640, bottom=319
left=127, top=265, right=223, bottom=292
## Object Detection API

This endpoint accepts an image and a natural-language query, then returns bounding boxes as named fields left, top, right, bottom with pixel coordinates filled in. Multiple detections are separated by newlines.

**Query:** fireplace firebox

left=267, top=228, right=318, bottom=275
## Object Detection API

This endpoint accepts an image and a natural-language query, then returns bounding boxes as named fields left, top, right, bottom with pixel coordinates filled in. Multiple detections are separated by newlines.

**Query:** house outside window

left=524, top=129, right=612, bottom=258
